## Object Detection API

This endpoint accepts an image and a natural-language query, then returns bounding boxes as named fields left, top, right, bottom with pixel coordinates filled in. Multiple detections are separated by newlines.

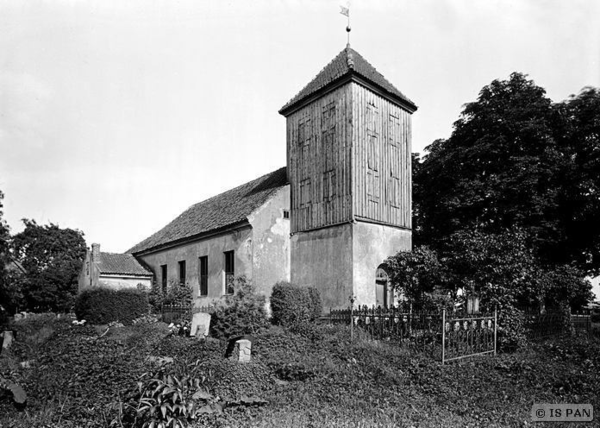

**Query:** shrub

left=209, top=277, right=269, bottom=339
left=270, top=282, right=322, bottom=327
left=74, top=287, right=149, bottom=325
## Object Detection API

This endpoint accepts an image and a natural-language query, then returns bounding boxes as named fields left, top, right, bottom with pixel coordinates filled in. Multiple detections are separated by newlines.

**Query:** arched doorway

left=375, top=264, right=394, bottom=308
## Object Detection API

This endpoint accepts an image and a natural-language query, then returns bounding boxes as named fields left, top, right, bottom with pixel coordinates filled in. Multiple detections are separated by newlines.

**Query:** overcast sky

left=1, top=0, right=598, bottom=254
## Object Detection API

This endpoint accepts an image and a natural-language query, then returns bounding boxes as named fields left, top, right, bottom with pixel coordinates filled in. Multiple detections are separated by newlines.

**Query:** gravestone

left=191, top=312, right=211, bottom=337
left=2, top=331, right=14, bottom=351
left=233, top=339, right=252, bottom=363
left=225, top=337, right=252, bottom=363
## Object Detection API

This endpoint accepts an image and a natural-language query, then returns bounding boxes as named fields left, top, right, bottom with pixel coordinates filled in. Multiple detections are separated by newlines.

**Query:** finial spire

left=340, top=3, right=351, bottom=46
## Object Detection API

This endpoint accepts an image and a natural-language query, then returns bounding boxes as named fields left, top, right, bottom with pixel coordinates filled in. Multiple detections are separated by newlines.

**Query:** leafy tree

left=415, top=73, right=600, bottom=274
left=542, top=264, right=593, bottom=311
left=11, top=219, right=86, bottom=312
left=442, top=229, right=544, bottom=311
left=414, top=73, right=561, bottom=256
left=385, top=246, right=445, bottom=306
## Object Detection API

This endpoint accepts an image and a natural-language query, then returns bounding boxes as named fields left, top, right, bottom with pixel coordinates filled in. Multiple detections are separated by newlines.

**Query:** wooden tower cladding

left=280, top=47, right=417, bottom=234
left=352, top=84, right=413, bottom=229
left=285, top=85, right=353, bottom=233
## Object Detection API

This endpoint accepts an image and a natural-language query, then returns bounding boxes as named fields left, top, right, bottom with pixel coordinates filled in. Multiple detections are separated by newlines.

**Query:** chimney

left=91, top=243, right=100, bottom=262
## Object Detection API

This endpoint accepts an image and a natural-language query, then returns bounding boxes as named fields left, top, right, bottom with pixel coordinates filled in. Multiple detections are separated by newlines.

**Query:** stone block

left=191, top=312, right=211, bottom=337
left=224, top=335, right=254, bottom=359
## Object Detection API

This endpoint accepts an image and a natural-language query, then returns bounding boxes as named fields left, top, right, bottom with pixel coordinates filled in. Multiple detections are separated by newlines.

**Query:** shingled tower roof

left=279, top=45, right=417, bottom=116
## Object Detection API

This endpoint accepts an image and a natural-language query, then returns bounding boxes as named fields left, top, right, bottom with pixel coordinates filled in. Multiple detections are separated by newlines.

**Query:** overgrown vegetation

left=1, top=316, right=600, bottom=427
left=74, top=287, right=149, bottom=325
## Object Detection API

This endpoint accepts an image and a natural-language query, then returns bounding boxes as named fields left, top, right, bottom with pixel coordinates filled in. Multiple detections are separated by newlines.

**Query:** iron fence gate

left=442, top=310, right=497, bottom=363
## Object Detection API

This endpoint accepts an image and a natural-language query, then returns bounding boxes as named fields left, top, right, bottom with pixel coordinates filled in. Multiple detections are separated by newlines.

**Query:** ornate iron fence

left=329, top=305, right=497, bottom=364
left=330, top=305, right=442, bottom=355
left=161, top=304, right=214, bottom=324
left=161, top=303, right=192, bottom=324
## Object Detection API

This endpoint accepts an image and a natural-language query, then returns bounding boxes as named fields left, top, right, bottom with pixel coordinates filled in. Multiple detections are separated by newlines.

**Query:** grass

left=1, top=316, right=599, bottom=427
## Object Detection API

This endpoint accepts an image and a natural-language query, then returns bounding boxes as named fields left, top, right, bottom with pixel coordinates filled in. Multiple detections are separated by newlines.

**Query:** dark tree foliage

left=442, top=229, right=544, bottom=310
left=554, top=87, right=600, bottom=272
left=414, top=73, right=600, bottom=273
left=11, top=219, right=86, bottom=312
left=385, top=246, right=445, bottom=305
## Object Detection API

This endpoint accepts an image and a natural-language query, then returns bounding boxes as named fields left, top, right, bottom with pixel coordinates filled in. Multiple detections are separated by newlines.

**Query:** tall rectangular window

left=178, top=260, right=186, bottom=285
left=160, top=264, right=168, bottom=292
left=224, top=251, right=235, bottom=295
left=199, top=256, right=208, bottom=296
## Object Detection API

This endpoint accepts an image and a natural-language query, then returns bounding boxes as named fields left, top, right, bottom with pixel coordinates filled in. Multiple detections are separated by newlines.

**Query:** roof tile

left=128, top=167, right=288, bottom=254
left=98, top=253, right=153, bottom=276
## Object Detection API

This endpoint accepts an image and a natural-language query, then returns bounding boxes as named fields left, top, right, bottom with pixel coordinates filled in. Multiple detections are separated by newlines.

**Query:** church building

left=84, top=44, right=417, bottom=310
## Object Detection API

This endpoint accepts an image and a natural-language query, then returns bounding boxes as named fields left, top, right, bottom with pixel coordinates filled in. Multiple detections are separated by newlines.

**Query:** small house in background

left=78, top=243, right=153, bottom=291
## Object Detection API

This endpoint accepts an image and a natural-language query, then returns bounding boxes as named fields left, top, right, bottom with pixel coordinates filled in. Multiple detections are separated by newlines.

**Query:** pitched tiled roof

left=279, top=45, right=416, bottom=114
left=128, top=167, right=289, bottom=255
left=98, top=252, right=152, bottom=276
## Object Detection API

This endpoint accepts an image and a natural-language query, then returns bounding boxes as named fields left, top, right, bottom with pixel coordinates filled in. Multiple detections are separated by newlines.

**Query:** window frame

left=178, top=260, right=186, bottom=286
left=224, top=250, right=235, bottom=295
left=160, top=264, right=168, bottom=293
left=199, top=256, right=208, bottom=297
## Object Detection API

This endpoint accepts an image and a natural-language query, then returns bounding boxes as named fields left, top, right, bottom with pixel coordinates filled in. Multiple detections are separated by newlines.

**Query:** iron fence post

left=442, top=308, right=446, bottom=365
left=493, top=307, right=497, bottom=356
left=349, top=296, right=355, bottom=342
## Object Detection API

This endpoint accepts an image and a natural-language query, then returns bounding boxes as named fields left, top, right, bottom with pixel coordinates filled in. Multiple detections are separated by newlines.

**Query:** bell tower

left=279, top=45, right=417, bottom=309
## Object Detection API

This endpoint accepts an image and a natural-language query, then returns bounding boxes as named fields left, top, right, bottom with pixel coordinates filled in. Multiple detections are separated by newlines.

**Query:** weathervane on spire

left=340, top=2, right=351, bottom=46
